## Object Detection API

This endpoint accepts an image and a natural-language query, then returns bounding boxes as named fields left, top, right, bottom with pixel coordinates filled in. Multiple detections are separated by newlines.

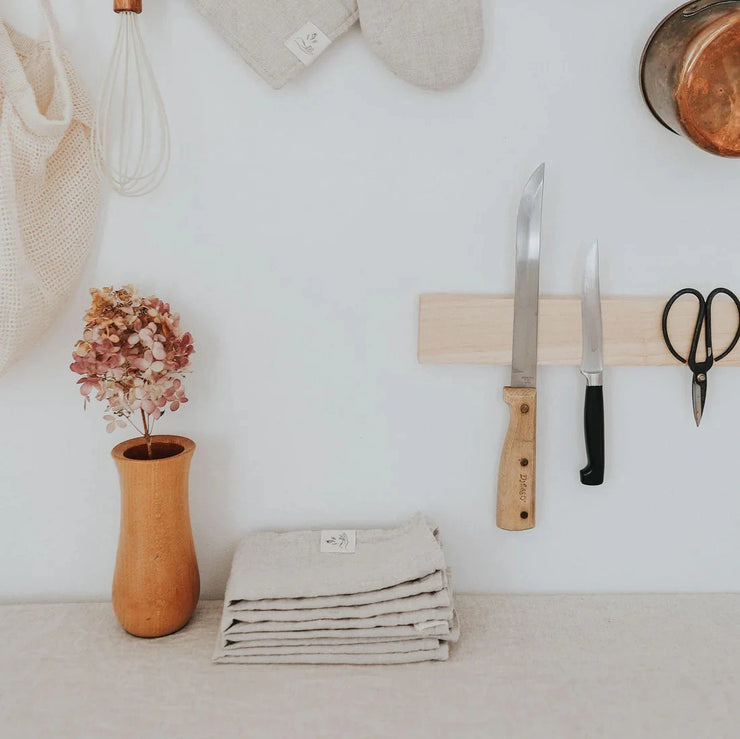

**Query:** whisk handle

left=114, top=0, right=142, bottom=12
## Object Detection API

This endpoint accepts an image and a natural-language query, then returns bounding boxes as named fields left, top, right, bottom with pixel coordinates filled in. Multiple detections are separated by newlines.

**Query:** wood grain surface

left=111, top=435, right=200, bottom=638
left=497, top=387, right=536, bottom=531
left=418, top=294, right=740, bottom=366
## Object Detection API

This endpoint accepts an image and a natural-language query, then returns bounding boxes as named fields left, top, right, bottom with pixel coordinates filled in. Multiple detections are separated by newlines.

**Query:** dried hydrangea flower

left=70, top=286, right=194, bottom=458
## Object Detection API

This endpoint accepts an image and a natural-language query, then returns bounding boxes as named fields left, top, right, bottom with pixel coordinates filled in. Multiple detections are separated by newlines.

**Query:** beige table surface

left=1, top=595, right=739, bottom=738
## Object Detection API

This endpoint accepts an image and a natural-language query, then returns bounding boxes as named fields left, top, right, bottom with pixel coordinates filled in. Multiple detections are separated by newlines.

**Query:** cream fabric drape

left=0, top=0, right=100, bottom=375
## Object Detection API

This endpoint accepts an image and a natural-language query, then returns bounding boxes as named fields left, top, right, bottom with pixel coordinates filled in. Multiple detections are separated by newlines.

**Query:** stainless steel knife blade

left=511, top=163, right=545, bottom=388
left=581, top=241, right=603, bottom=385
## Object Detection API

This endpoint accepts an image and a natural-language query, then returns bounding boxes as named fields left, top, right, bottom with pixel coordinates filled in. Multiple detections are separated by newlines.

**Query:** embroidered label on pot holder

left=320, top=530, right=356, bottom=553
left=285, top=22, right=332, bottom=66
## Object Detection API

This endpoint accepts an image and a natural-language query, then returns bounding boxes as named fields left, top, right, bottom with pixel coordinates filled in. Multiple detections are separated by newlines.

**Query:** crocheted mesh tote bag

left=0, top=0, right=100, bottom=375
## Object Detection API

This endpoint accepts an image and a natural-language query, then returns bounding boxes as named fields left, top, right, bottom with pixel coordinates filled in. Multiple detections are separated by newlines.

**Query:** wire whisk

left=93, top=1, right=170, bottom=197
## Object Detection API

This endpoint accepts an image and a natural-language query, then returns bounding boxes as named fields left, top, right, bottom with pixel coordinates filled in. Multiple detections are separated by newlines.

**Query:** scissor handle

left=661, top=288, right=705, bottom=366
left=705, top=287, right=740, bottom=362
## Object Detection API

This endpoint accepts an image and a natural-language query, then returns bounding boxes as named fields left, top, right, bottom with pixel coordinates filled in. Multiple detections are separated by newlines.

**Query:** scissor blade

left=511, top=163, right=545, bottom=388
left=692, top=379, right=706, bottom=427
left=581, top=241, right=603, bottom=382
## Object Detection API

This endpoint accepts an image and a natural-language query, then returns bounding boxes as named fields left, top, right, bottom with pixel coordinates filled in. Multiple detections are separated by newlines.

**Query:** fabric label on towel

left=285, top=22, right=332, bottom=66
left=320, top=530, right=357, bottom=553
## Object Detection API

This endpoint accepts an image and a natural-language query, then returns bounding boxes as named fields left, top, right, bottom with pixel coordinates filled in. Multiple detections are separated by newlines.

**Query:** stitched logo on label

left=285, top=22, right=332, bottom=66
left=320, top=530, right=356, bottom=553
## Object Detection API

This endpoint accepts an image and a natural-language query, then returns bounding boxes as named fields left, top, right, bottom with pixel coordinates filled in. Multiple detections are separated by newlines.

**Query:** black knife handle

left=580, top=385, right=604, bottom=486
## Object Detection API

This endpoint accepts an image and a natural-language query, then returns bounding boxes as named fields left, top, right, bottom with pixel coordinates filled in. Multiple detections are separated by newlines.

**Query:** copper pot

left=640, top=1, right=740, bottom=156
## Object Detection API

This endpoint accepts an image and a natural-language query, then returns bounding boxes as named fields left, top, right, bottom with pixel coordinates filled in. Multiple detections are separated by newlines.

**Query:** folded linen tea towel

left=222, top=617, right=457, bottom=644
left=214, top=515, right=459, bottom=664
left=216, top=646, right=449, bottom=665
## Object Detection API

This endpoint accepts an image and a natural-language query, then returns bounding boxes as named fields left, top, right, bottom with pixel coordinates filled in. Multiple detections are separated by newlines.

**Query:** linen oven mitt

left=357, top=0, right=483, bottom=90
left=190, top=0, right=359, bottom=89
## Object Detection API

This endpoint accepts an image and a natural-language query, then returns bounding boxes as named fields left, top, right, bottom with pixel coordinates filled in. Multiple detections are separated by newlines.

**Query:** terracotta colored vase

left=111, top=435, right=200, bottom=638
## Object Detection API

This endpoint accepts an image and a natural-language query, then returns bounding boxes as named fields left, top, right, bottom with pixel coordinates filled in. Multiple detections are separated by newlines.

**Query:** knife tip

left=525, top=163, right=546, bottom=196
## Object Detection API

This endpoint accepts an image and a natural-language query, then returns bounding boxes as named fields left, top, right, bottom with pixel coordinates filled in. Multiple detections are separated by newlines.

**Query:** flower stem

left=126, top=416, right=144, bottom=437
left=141, top=409, right=153, bottom=460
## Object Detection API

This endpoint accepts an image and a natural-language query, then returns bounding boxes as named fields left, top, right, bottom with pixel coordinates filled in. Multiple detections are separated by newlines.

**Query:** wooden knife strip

left=418, top=295, right=740, bottom=367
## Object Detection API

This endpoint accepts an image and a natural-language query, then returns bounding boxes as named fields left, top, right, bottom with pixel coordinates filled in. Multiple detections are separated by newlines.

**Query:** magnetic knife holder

left=418, top=295, right=740, bottom=366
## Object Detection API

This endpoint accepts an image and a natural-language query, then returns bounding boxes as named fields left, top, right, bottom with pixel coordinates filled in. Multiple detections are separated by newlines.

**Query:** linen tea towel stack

left=214, top=516, right=458, bottom=664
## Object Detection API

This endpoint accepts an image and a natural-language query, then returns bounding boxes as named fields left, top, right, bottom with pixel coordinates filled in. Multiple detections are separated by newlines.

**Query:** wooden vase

left=111, top=435, right=200, bottom=637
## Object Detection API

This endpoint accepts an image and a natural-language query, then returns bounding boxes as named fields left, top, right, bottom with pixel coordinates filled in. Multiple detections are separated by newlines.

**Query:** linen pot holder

left=190, top=0, right=359, bottom=89
left=190, top=0, right=483, bottom=90
left=357, top=0, right=484, bottom=89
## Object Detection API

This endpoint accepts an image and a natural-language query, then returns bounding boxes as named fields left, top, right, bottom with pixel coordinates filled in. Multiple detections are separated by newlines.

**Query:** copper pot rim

left=639, top=0, right=740, bottom=135
left=639, top=6, right=685, bottom=134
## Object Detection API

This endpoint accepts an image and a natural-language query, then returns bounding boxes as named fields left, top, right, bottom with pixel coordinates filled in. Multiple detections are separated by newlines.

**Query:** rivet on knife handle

left=497, top=386, right=536, bottom=530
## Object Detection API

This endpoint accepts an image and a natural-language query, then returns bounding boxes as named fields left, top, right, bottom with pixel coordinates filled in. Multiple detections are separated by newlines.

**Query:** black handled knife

left=580, top=241, right=605, bottom=485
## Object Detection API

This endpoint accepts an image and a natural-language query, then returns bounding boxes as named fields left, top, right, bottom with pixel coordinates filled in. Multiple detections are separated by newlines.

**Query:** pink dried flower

left=104, top=415, right=128, bottom=434
left=70, top=286, right=194, bottom=450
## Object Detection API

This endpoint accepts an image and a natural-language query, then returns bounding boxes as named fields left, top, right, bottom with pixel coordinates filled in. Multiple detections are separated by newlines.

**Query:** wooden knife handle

left=497, top=386, right=536, bottom=530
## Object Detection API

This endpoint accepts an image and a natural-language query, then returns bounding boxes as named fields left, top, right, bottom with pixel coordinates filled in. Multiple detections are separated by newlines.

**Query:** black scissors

left=662, top=288, right=740, bottom=426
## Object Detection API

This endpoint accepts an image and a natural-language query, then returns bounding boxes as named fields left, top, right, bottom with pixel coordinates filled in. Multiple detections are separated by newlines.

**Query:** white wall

left=2, top=0, right=739, bottom=602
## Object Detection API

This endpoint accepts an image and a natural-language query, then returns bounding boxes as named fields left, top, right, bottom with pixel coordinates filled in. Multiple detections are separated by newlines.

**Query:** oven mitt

left=190, top=0, right=359, bottom=89
left=357, top=0, right=483, bottom=90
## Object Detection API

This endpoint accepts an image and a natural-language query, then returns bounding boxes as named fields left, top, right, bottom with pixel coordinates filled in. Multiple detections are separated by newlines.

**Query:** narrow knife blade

left=692, top=378, right=705, bottom=426
left=511, top=163, right=545, bottom=388
left=581, top=241, right=603, bottom=384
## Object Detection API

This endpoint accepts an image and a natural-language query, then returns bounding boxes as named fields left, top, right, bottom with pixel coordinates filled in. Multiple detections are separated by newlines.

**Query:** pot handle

left=683, top=0, right=739, bottom=17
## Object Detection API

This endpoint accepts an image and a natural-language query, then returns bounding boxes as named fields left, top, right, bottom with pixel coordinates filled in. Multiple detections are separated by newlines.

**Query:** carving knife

left=579, top=241, right=605, bottom=485
left=496, top=163, right=544, bottom=531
